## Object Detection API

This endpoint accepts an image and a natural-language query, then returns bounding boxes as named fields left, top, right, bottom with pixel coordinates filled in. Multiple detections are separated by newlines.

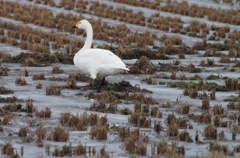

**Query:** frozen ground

left=0, top=0, right=240, bottom=157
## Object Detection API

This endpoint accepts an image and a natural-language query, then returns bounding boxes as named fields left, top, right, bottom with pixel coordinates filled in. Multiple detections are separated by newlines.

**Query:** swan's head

left=71, top=20, right=90, bottom=30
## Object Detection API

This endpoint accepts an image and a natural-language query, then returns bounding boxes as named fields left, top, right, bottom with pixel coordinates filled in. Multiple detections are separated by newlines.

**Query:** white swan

left=71, top=20, right=129, bottom=91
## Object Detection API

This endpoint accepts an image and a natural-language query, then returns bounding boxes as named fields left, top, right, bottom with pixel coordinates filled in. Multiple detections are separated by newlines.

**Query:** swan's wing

left=81, top=49, right=127, bottom=68
left=76, top=48, right=128, bottom=78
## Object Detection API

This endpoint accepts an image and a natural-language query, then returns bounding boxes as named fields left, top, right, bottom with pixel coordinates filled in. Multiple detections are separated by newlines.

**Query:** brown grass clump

left=0, top=51, right=11, bottom=59
left=15, top=77, right=27, bottom=85
left=33, top=73, right=45, bottom=80
left=199, top=112, right=212, bottom=124
left=36, top=82, right=42, bottom=89
left=179, top=131, right=193, bottom=142
left=212, top=104, right=224, bottom=115
left=218, top=131, right=226, bottom=141
left=52, top=66, right=64, bottom=74
left=100, top=146, right=109, bottom=157
left=167, top=123, right=178, bottom=136
left=50, top=126, right=69, bottom=142
left=129, top=56, right=155, bottom=74
left=24, top=68, right=29, bottom=77
left=46, top=84, right=61, bottom=95
left=2, top=142, right=17, bottom=157
left=59, top=112, right=90, bottom=130
left=19, top=41, right=28, bottom=50
left=35, top=125, right=46, bottom=142
left=136, top=142, right=146, bottom=155
left=214, top=116, right=221, bottom=127
left=6, top=96, right=17, bottom=104
left=227, top=102, right=240, bottom=110
left=157, top=139, right=168, bottom=154
left=0, top=113, right=14, bottom=125
left=178, top=53, right=185, bottom=59
left=210, top=89, right=216, bottom=100
left=150, top=106, right=159, bottom=117
left=74, top=143, right=87, bottom=156
left=202, top=97, right=210, bottom=110
left=119, top=108, right=132, bottom=115
left=24, top=57, right=37, bottom=66
left=225, top=77, right=238, bottom=91
left=176, top=104, right=190, bottom=114
left=204, top=125, right=217, bottom=139
left=0, top=86, right=14, bottom=94
left=141, top=77, right=157, bottom=85
left=122, top=128, right=140, bottom=154
left=119, top=126, right=130, bottom=142
left=18, top=126, right=29, bottom=137
left=154, top=121, right=163, bottom=134
left=25, top=99, right=35, bottom=113
left=90, top=124, right=108, bottom=140
left=35, top=107, right=52, bottom=118
left=209, top=142, right=228, bottom=155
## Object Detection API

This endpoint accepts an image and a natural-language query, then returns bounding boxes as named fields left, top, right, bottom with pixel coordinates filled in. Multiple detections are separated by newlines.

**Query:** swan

left=71, top=20, right=129, bottom=92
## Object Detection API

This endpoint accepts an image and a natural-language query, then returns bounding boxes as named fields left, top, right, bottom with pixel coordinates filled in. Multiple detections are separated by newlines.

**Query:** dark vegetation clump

left=15, top=77, right=27, bottom=85
left=112, top=47, right=169, bottom=59
left=52, top=66, right=64, bottom=74
left=129, top=56, right=155, bottom=74
left=32, top=73, right=45, bottom=80
left=35, top=107, right=52, bottom=118
left=49, top=126, right=69, bottom=142
left=3, top=52, right=74, bottom=65
left=0, top=86, right=14, bottom=94
left=103, top=80, right=138, bottom=92
left=1, top=142, right=17, bottom=157
left=2, top=103, right=23, bottom=112
left=0, top=66, right=9, bottom=76
left=46, top=84, right=61, bottom=95
left=0, top=95, right=18, bottom=103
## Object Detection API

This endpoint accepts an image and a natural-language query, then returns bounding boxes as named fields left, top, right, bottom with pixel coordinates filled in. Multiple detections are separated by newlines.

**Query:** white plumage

left=72, top=20, right=129, bottom=91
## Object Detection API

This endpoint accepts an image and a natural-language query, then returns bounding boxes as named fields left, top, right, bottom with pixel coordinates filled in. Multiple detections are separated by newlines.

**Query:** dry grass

left=74, top=143, right=87, bottom=156
left=33, top=73, right=45, bottom=80
left=46, top=84, right=61, bottom=95
left=52, top=66, right=64, bottom=74
left=24, top=68, right=29, bottom=77
left=129, top=56, right=155, bottom=74
left=49, top=126, right=69, bottom=142
left=179, top=131, right=193, bottom=142
left=35, top=107, right=52, bottom=118
left=24, top=58, right=37, bottom=66
left=225, top=77, right=238, bottom=90
left=166, top=123, right=178, bottom=136
left=212, top=104, right=224, bottom=115
left=15, top=77, right=27, bottom=85
left=157, top=139, right=168, bottom=154
left=18, top=126, right=29, bottom=137
left=154, top=121, right=163, bottom=134
left=90, top=124, right=108, bottom=140
left=0, top=86, right=14, bottom=94
left=2, top=142, right=17, bottom=157
left=0, top=51, right=11, bottom=59
left=25, top=99, right=35, bottom=113
left=202, top=97, right=210, bottom=110
left=204, top=125, right=217, bottom=139
left=35, top=125, right=46, bottom=142
left=36, top=82, right=42, bottom=89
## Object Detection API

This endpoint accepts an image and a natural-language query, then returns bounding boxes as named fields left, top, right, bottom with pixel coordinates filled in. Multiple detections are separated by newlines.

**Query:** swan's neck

left=74, top=24, right=93, bottom=66
left=81, top=25, right=93, bottom=52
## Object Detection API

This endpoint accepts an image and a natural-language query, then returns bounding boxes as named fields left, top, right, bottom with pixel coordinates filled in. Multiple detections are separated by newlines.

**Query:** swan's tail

left=121, top=67, right=130, bottom=71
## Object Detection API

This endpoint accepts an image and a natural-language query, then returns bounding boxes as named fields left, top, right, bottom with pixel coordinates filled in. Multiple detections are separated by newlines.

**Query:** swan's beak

left=71, top=22, right=79, bottom=28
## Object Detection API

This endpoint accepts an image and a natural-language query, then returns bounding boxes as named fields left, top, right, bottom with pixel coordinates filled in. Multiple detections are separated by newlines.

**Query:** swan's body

left=72, top=20, right=129, bottom=91
left=74, top=48, right=129, bottom=79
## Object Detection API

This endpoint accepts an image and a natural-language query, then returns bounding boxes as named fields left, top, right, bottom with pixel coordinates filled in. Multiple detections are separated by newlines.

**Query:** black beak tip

left=71, top=26, right=77, bottom=28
